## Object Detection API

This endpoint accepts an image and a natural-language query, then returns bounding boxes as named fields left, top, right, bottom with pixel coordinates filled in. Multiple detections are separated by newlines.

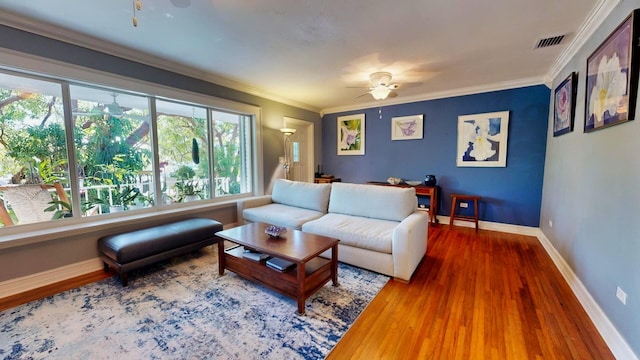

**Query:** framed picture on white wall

left=585, top=9, right=640, bottom=133
left=553, top=72, right=577, bottom=137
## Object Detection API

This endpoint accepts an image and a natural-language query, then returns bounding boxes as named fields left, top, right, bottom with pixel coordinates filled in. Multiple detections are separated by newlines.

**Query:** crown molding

left=0, top=10, right=320, bottom=114
left=321, top=76, right=546, bottom=116
left=547, top=0, right=621, bottom=83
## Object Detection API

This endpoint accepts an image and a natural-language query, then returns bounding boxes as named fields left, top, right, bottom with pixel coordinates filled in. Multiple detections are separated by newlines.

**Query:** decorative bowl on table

left=387, top=177, right=402, bottom=185
left=405, top=180, right=422, bottom=186
left=265, top=225, right=287, bottom=238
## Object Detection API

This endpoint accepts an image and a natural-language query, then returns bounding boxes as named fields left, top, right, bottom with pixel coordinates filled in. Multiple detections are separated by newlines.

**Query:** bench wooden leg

left=120, top=273, right=129, bottom=287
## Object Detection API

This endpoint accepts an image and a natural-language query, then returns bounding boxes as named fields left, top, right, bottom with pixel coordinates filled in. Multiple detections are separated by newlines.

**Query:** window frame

left=0, top=49, right=263, bottom=237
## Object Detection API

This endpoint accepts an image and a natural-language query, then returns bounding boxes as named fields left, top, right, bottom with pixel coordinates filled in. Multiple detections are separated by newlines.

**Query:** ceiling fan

left=354, top=72, right=399, bottom=100
left=72, top=93, right=148, bottom=122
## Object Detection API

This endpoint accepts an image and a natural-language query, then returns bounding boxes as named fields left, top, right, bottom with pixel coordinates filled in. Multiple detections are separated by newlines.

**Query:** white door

left=284, top=118, right=314, bottom=182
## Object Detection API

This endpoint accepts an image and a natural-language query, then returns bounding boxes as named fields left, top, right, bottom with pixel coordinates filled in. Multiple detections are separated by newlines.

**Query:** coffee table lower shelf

left=221, top=245, right=336, bottom=315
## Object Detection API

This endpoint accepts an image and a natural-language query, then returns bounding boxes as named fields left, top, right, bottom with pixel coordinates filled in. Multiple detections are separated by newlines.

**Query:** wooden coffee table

left=215, top=222, right=339, bottom=315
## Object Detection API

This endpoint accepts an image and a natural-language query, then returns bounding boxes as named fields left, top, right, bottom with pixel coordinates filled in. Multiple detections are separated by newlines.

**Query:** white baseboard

left=0, top=258, right=104, bottom=298
left=437, top=215, right=540, bottom=236
left=535, top=230, right=638, bottom=360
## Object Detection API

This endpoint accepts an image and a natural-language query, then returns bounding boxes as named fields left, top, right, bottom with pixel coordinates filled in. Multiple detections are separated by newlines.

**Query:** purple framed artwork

left=391, top=114, right=423, bottom=140
left=585, top=9, right=640, bottom=133
left=337, top=113, right=365, bottom=155
left=553, top=72, right=577, bottom=137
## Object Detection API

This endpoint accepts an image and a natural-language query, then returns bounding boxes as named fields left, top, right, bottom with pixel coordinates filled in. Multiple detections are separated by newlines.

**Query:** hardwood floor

left=327, top=225, right=614, bottom=359
left=1, top=225, right=614, bottom=359
left=0, top=269, right=113, bottom=312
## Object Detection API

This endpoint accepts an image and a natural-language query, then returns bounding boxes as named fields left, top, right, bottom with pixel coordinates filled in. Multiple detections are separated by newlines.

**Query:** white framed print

left=337, top=113, right=365, bottom=155
left=457, top=111, right=509, bottom=167
left=391, top=114, right=423, bottom=140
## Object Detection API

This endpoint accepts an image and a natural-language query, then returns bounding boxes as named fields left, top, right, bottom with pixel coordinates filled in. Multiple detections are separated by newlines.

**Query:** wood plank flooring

left=327, top=225, right=614, bottom=359
left=1, top=225, right=614, bottom=359
left=0, top=269, right=113, bottom=312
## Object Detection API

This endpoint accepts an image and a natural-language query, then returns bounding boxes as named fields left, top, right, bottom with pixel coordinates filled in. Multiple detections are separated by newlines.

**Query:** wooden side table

left=314, top=177, right=341, bottom=184
left=414, top=185, right=438, bottom=225
left=449, top=194, right=480, bottom=230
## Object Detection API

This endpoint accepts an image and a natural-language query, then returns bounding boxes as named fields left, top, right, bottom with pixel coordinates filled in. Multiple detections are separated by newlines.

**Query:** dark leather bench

left=98, top=218, right=223, bottom=286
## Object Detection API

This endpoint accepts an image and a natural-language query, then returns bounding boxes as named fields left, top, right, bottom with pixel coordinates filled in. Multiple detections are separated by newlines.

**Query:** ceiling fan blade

left=400, top=82, right=423, bottom=88
left=355, top=91, right=372, bottom=99
left=388, top=91, right=398, bottom=98
left=388, top=84, right=399, bottom=90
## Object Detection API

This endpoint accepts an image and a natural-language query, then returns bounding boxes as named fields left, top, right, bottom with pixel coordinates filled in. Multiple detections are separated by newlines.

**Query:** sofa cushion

left=271, top=179, right=331, bottom=212
left=328, top=182, right=416, bottom=222
left=243, top=203, right=325, bottom=229
left=302, top=213, right=398, bottom=254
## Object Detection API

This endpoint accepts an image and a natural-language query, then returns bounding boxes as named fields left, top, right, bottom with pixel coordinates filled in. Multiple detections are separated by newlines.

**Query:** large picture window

left=0, top=69, right=257, bottom=229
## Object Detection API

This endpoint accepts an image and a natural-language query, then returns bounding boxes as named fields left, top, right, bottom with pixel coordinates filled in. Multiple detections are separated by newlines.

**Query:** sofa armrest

left=392, top=211, right=428, bottom=281
left=236, top=195, right=273, bottom=224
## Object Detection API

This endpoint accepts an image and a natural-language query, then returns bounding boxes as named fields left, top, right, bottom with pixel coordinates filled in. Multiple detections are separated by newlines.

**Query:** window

left=70, top=85, right=154, bottom=215
left=0, top=66, right=258, bottom=229
left=0, top=72, right=70, bottom=227
left=212, top=111, right=252, bottom=196
left=156, top=100, right=209, bottom=203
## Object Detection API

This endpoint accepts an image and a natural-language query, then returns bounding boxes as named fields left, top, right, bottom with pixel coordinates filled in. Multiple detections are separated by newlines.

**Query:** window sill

left=0, top=200, right=236, bottom=250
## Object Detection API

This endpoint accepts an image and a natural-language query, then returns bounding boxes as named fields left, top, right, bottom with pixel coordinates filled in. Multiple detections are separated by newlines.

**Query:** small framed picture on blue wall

left=391, top=114, right=423, bottom=140
left=553, top=72, right=577, bottom=137
left=457, top=111, right=510, bottom=167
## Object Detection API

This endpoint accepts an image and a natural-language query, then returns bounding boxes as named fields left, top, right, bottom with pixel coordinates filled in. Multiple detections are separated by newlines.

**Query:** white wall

left=540, top=2, right=640, bottom=357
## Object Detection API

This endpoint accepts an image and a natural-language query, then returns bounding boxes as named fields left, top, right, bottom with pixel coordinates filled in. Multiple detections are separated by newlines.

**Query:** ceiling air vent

left=535, top=35, right=565, bottom=49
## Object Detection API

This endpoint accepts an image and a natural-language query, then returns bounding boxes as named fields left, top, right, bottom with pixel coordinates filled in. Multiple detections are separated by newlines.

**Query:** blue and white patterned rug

left=0, top=245, right=388, bottom=359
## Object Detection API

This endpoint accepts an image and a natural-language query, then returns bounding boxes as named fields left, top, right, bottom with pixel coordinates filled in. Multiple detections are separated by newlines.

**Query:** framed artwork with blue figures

left=391, top=114, right=423, bottom=140
left=457, top=111, right=510, bottom=167
left=553, top=72, right=578, bottom=137
left=585, top=9, right=640, bottom=133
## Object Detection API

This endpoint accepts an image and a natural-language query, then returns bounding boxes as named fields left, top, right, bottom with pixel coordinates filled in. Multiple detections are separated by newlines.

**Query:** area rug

left=0, top=245, right=389, bottom=359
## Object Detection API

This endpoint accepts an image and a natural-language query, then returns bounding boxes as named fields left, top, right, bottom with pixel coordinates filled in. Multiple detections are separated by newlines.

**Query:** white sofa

left=237, top=179, right=428, bottom=281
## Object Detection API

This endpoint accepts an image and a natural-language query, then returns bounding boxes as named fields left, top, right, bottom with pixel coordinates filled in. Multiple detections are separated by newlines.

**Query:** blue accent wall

left=322, top=85, right=550, bottom=227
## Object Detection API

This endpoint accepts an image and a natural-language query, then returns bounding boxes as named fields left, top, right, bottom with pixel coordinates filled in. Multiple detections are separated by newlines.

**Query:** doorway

left=284, top=117, right=314, bottom=183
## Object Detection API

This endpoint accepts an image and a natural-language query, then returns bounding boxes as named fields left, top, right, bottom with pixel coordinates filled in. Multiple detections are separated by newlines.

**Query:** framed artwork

left=457, top=111, right=510, bottom=167
left=585, top=9, right=640, bottom=133
left=337, top=113, right=365, bottom=155
left=391, top=114, right=423, bottom=140
left=553, top=72, right=578, bottom=137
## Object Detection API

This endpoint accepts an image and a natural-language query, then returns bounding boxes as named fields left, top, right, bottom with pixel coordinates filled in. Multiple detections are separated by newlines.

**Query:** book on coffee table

left=242, top=249, right=270, bottom=262
left=266, top=257, right=296, bottom=271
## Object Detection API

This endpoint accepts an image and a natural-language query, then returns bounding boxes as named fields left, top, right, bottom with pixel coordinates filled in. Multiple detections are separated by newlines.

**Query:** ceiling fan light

left=371, top=86, right=391, bottom=100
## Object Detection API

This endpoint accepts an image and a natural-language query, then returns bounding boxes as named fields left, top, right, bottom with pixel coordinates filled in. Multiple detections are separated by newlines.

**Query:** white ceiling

left=0, top=0, right=612, bottom=113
